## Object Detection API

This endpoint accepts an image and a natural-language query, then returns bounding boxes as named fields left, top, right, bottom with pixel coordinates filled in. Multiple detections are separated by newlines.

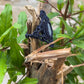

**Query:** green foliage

left=0, top=4, right=12, bottom=36
left=47, top=12, right=60, bottom=19
left=17, top=12, right=27, bottom=43
left=72, top=40, right=84, bottom=49
left=37, top=0, right=45, bottom=3
left=18, top=78, right=38, bottom=84
left=67, top=56, right=84, bottom=79
left=60, top=17, right=73, bottom=37
left=67, top=73, right=76, bottom=84
left=0, top=4, right=27, bottom=84
left=17, top=12, right=27, bottom=35
left=47, top=0, right=84, bottom=83
left=78, top=4, right=84, bottom=20
left=74, top=25, right=84, bottom=38
left=1, top=0, right=84, bottom=84
left=57, top=34, right=72, bottom=39
left=57, top=0, right=64, bottom=11
left=0, top=23, right=21, bottom=43
left=53, top=27, right=61, bottom=40
left=68, top=0, right=74, bottom=13
left=0, top=51, right=7, bottom=84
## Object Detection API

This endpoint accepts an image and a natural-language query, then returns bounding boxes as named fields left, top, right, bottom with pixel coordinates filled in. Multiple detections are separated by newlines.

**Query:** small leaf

left=8, top=69, right=17, bottom=83
left=17, top=30, right=27, bottom=43
left=0, top=4, right=12, bottom=36
left=68, top=0, right=74, bottom=13
left=75, top=35, right=84, bottom=40
left=3, top=28, right=25, bottom=73
left=76, top=29, right=84, bottom=38
left=67, top=56, right=84, bottom=79
left=17, top=12, right=27, bottom=35
left=57, top=34, right=72, bottom=39
left=37, top=0, right=45, bottom=3
left=47, top=12, right=60, bottom=19
left=60, top=17, right=73, bottom=37
left=78, top=4, right=84, bottom=19
left=53, top=27, right=61, bottom=40
left=17, top=12, right=27, bottom=43
left=57, top=0, right=64, bottom=11
left=0, top=26, right=13, bottom=43
left=0, top=51, right=7, bottom=84
left=71, top=17, right=81, bottom=26
left=9, top=39, right=25, bottom=73
left=74, top=25, right=84, bottom=38
left=73, top=40, right=84, bottom=49
left=7, top=69, right=22, bottom=83
left=18, top=77, right=38, bottom=84
left=67, top=73, right=76, bottom=84
left=13, top=23, right=22, bottom=29
left=77, top=53, right=84, bottom=62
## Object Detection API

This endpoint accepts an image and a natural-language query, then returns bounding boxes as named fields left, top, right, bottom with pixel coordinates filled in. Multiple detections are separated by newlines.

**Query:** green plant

left=1, top=0, right=84, bottom=83
left=0, top=4, right=38, bottom=84
left=38, top=0, right=84, bottom=83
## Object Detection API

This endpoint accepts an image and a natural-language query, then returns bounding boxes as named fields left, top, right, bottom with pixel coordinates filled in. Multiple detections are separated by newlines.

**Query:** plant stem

left=16, top=73, right=27, bottom=84
left=46, top=0, right=64, bottom=17
left=62, top=38, right=74, bottom=46
left=73, top=63, right=84, bottom=68
left=67, top=10, right=84, bottom=18
left=69, top=17, right=81, bottom=26
left=62, top=24, right=65, bottom=34
left=62, top=0, right=69, bottom=33
left=72, top=10, right=84, bottom=16
left=64, top=0, right=69, bottom=18
left=61, top=0, right=69, bottom=44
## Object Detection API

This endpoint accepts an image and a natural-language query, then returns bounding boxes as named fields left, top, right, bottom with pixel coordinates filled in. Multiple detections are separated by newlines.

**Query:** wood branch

left=0, top=47, right=10, bottom=51
left=73, top=63, right=84, bottom=68
left=28, top=48, right=71, bottom=61
left=25, top=48, right=76, bottom=62
left=64, top=0, right=69, bottom=18
left=19, top=43, right=28, bottom=49
left=25, top=5, right=42, bottom=79
left=36, top=48, right=71, bottom=57
left=25, top=37, right=64, bottom=58
left=56, top=63, right=84, bottom=79
left=56, top=65, right=73, bottom=79
left=26, top=21, right=32, bottom=54
left=34, top=54, right=76, bottom=61
left=25, top=37, right=64, bottom=62
left=25, top=5, right=40, bottom=50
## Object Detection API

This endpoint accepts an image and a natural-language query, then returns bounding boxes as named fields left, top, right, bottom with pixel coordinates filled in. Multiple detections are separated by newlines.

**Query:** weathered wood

left=25, top=5, right=40, bottom=50
left=25, top=5, right=41, bottom=78
left=25, top=48, right=76, bottom=62
left=25, top=37, right=64, bottom=62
